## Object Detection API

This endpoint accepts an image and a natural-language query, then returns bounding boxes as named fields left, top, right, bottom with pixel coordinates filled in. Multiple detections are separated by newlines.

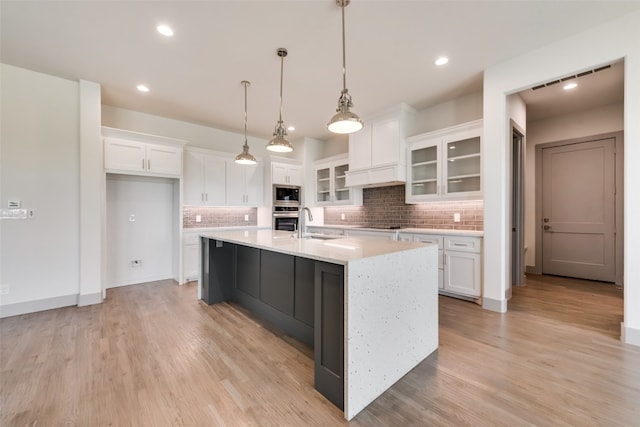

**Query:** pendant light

left=327, top=0, right=363, bottom=134
left=235, top=80, right=257, bottom=165
left=266, top=48, right=293, bottom=153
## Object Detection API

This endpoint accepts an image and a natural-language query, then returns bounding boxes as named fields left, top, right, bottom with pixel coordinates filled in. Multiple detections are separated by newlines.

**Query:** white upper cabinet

left=183, top=147, right=263, bottom=207
left=346, top=103, right=415, bottom=187
left=406, top=119, right=482, bottom=203
left=272, top=162, right=302, bottom=186
left=104, top=138, right=182, bottom=177
left=314, top=154, right=362, bottom=206
left=226, top=161, right=263, bottom=206
left=103, top=127, right=185, bottom=178
left=183, top=149, right=226, bottom=206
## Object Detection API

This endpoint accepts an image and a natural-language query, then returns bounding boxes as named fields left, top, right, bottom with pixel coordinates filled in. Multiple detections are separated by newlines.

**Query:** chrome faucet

left=297, top=207, right=313, bottom=238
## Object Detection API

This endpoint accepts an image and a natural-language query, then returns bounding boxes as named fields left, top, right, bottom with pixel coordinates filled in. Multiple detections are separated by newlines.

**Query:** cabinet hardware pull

left=148, top=159, right=150, bottom=170
left=142, top=159, right=145, bottom=169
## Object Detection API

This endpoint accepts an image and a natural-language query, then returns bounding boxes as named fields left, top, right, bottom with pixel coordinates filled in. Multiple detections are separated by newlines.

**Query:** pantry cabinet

left=406, top=120, right=482, bottom=202
left=314, top=154, right=362, bottom=206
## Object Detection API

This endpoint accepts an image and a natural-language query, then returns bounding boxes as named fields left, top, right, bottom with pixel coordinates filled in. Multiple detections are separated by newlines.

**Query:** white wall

left=524, top=103, right=623, bottom=268
left=103, top=105, right=279, bottom=159
left=0, top=64, right=80, bottom=316
left=413, top=91, right=483, bottom=135
left=106, top=175, right=175, bottom=287
left=483, top=10, right=640, bottom=346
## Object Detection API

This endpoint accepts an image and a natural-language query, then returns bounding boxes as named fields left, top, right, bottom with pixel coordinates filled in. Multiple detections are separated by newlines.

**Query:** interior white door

left=541, top=138, right=615, bottom=282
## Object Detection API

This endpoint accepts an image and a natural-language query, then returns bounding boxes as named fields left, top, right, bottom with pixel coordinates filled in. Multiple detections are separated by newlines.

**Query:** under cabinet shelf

left=448, top=173, right=481, bottom=180
left=412, top=160, right=438, bottom=167
left=412, top=178, right=438, bottom=184
left=447, top=153, right=480, bottom=162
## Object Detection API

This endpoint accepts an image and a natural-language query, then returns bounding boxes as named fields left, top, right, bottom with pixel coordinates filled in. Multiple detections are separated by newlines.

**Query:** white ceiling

left=1, top=1, right=636, bottom=141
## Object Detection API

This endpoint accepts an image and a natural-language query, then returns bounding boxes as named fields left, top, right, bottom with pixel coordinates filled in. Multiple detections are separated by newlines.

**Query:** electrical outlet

left=28, top=209, right=36, bottom=219
left=244, top=214, right=249, bottom=222
left=195, top=215, right=202, bottom=223
left=341, top=213, right=346, bottom=221
left=131, top=259, right=142, bottom=267
left=0, top=285, right=9, bottom=295
left=453, top=213, right=461, bottom=223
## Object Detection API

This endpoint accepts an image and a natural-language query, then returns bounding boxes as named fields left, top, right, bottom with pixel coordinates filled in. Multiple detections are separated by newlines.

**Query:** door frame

left=534, top=131, right=624, bottom=285
left=510, top=120, right=526, bottom=293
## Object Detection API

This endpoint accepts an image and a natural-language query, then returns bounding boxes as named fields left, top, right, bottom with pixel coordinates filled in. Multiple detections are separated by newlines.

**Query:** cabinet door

left=348, top=125, right=372, bottom=171
left=260, top=250, right=294, bottom=316
left=287, top=165, right=302, bottom=186
left=226, top=161, right=245, bottom=205
left=316, top=166, right=332, bottom=204
left=314, top=261, right=344, bottom=410
left=146, top=143, right=182, bottom=176
left=183, top=151, right=205, bottom=205
left=244, top=162, right=263, bottom=206
left=272, top=163, right=289, bottom=184
left=371, top=117, right=400, bottom=167
left=183, top=244, right=200, bottom=281
left=104, top=138, right=146, bottom=172
left=203, top=155, right=226, bottom=205
left=443, top=251, right=481, bottom=297
left=333, top=163, right=351, bottom=203
left=407, top=141, right=440, bottom=200
left=444, top=135, right=481, bottom=197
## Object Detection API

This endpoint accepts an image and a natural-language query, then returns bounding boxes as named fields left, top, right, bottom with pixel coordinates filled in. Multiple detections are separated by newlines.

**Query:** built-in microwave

left=273, top=184, right=301, bottom=206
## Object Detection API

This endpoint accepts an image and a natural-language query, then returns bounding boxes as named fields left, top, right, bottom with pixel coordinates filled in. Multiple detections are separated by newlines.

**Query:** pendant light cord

left=243, top=82, right=248, bottom=142
left=279, top=53, right=285, bottom=123
left=341, top=2, right=347, bottom=92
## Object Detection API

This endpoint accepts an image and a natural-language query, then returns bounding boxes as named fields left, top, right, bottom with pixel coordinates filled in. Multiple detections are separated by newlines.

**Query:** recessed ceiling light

left=435, top=57, right=449, bottom=66
left=157, top=25, right=174, bottom=37
left=136, top=84, right=150, bottom=93
left=563, top=82, right=578, bottom=90
left=287, top=126, right=295, bottom=131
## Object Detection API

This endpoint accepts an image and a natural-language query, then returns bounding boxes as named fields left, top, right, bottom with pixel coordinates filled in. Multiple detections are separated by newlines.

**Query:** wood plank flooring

left=1, top=275, right=639, bottom=426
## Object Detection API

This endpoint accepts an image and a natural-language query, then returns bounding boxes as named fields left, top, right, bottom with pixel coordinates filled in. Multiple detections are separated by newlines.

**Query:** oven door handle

left=273, top=213, right=298, bottom=218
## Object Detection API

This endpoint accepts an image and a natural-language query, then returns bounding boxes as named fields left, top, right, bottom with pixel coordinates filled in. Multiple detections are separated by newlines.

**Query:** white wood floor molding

left=0, top=294, right=77, bottom=318
left=622, top=322, right=640, bottom=347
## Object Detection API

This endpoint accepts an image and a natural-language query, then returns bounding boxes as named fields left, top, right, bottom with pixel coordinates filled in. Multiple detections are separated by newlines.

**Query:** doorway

left=537, top=136, right=617, bottom=283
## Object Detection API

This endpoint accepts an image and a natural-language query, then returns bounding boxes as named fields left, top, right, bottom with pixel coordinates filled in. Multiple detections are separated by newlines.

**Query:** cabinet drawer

left=444, top=236, right=481, bottom=253
left=413, top=235, right=443, bottom=248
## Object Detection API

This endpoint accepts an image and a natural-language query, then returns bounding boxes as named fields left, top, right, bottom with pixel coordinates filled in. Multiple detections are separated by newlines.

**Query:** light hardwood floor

left=1, top=275, right=639, bottom=426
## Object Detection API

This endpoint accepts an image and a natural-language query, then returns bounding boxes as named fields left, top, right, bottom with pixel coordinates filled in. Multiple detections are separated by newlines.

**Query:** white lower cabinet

left=183, top=232, right=200, bottom=283
left=399, top=232, right=481, bottom=300
left=443, top=236, right=482, bottom=298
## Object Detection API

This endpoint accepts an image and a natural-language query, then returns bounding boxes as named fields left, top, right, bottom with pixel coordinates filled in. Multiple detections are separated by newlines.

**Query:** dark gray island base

left=202, top=237, right=344, bottom=409
left=199, top=230, right=437, bottom=421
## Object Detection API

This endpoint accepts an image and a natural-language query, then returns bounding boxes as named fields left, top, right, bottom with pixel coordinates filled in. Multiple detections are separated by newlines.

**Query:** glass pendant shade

left=328, top=0, right=363, bottom=135
left=235, top=80, right=257, bottom=165
left=267, top=48, right=293, bottom=153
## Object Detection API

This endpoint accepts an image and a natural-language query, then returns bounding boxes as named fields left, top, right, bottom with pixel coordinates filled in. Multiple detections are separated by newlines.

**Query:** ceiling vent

left=531, top=64, right=611, bottom=91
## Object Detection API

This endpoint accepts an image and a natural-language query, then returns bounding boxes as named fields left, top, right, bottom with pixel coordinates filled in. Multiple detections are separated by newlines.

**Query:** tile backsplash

left=324, top=185, right=483, bottom=230
left=183, top=206, right=257, bottom=228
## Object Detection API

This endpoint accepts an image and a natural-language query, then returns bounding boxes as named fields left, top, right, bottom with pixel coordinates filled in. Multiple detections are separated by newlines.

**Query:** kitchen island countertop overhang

left=199, top=229, right=439, bottom=420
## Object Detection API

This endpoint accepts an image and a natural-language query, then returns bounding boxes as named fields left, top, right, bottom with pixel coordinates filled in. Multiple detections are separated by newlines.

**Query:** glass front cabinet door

left=406, top=120, right=482, bottom=203
left=315, top=155, right=362, bottom=206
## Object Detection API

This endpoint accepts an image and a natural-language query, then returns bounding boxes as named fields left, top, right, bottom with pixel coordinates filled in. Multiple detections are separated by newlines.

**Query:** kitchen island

left=200, top=229, right=438, bottom=420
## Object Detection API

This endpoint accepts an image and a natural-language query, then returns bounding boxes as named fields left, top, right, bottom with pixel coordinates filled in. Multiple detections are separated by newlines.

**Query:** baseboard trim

left=621, top=323, right=640, bottom=347
left=78, top=292, right=102, bottom=307
left=0, top=294, right=77, bottom=318
left=106, top=274, right=173, bottom=289
left=482, top=296, right=507, bottom=313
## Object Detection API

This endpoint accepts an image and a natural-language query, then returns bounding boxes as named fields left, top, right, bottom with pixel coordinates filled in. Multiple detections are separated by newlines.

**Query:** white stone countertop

left=183, top=226, right=268, bottom=233
left=200, top=229, right=429, bottom=265
left=307, top=224, right=484, bottom=237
